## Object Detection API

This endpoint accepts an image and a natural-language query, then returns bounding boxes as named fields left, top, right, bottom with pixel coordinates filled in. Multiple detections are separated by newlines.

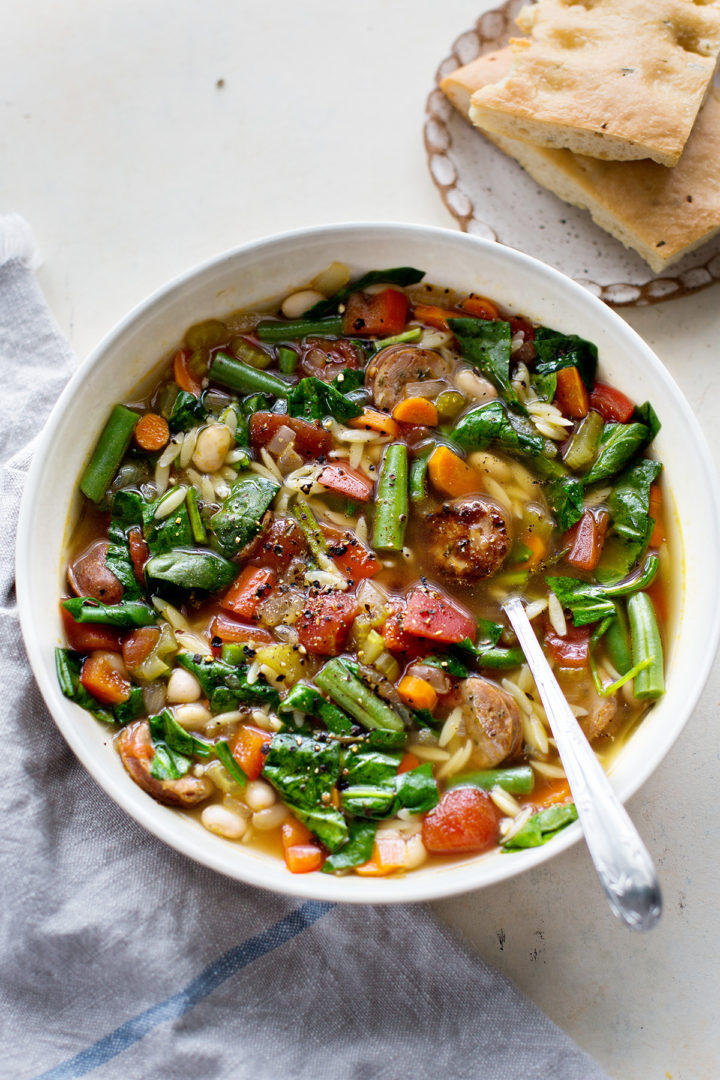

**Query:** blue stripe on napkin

left=34, top=899, right=334, bottom=1080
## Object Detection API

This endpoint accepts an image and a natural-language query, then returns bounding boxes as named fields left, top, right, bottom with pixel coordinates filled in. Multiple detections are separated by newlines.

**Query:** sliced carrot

left=230, top=724, right=271, bottom=781
left=527, top=778, right=572, bottom=810
left=134, top=413, right=170, bottom=452
left=355, top=835, right=406, bottom=877
left=649, top=483, right=665, bottom=548
left=173, top=348, right=203, bottom=396
left=427, top=445, right=480, bottom=498
left=122, top=626, right=160, bottom=670
left=320, top=524, right=380, bottom=581
left=210, top=612, right=273, bottom=644
left=285, top=844, right=325, bottom=874
left=397, top=751, right=421, bottom=775
left=411, top=303, right=455, bottom=331
left=562, top=508, right=609, bottom=572
left=281, top=818, right=313, bottom=851
left=80, top=652, right=131, bottom=705
left=515, top=529, right=546, bottom=570
left=554, top=367, right=589, bottom=420
left=397, top=674, right=438, bottom=713
left=343, top=289, right=408, bottom=337
left=348, top=408, right=399, bottom=438
left=220, top=565, right=275, bottom=618
left=391, top=396, right=439, bottom=426
left=459, top=295, right=499, bottom=320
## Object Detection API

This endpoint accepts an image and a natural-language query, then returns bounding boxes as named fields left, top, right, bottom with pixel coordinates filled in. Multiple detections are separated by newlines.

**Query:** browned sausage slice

left=365, top=345, right=454, bottom=410
left=68, top=540, right=123, bottom=603
left=117, top=720, right=214, bottom=807
left=457, top=677, right=522, bottom=769
left=425, top=498, right=510, bottom=582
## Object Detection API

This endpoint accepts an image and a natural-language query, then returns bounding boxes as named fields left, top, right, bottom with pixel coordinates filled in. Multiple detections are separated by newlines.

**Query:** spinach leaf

left=287, top=804, right=348, bottom=852
left=145, top=548, right=237, bottom=592
left=422, top=654, right=470, bottom=679
left=633, top=401, right=661, bottom=440
left=150, top=743, right=191, bottom=781
left=503, top=803, right=578, bottom=850
left=209, top=474, right=279, bottom=558
left=240, top=392, right=275, bottom=415
left=584, top=422, right=651, bottom=485
left=342, top=747, right=403, bottom=787
left=322, top=820, right=377, bottom=873
left=176, top=652, right=280, bottom=709
left=279, top=682, right=354, bottom=734
left=331, top=368, right=365, bottom=394
left=477, top=618, right=504, bottom=646
left=168, top=390, right=208, bottom=432
left=452, top=400, right=543, bottom=457
left=546, top=476, right=585, bottom=532
left=607, top=459, right=662, bottom=545
left=531, top=371, right=557, bottom=402
left=106, top=489, right=145, bottom=600
left=533, top=327, right=598, bottom=389
left=340, top=785, right=396, bottom=818
left=142, top=493, right=194, bottom=556
left=149, top=708, right=211, bottom=759
left=113, top=686, right=146, bottom=725
left=545, top=577, right=616, bottom=626
left=304, top=267, right=425, bottom=319
left=62, top=598, right=157, bottom=627
left=448, top=318, right=518, bottom=405
left=287, top=377, right=363, bottom=423
left=394, top=762, right=439, bottom=814
left=595, top=534, right=643, bottom=586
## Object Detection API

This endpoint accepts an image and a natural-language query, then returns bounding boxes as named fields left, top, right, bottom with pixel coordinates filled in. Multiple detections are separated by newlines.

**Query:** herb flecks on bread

left=468, top=0, right=720, bottom=168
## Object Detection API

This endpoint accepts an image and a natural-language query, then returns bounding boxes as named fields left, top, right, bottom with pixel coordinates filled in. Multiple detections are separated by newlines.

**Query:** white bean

left=280, top=289, right=326, bottom=319
left=405, top=834, right=428, bottom=870
left=173, top=703, right=212, bottom=730
left=252, top=804, right=288, bottom=831
left=454, top=368, right=497, bottom=402
left=244, top=780, right=276, bottom=811
left=192, top=424, right=234, bottom=474
left=166, top=668, right=202, bottom=704
left=201, top=804, right=247, bottom=839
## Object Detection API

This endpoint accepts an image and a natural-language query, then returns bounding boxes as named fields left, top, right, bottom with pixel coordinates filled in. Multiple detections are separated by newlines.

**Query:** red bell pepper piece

left=296, top=591, right=359, bottom=656
left=403, top=586, right=476, bottom=644
left=316, top=462, right=374, bottom=502
left=554, top=367, right=589, bottom=420
left=343, top=289, right=408, bottom=337
left=60, top=604, right=124, bottom=653
left=210, top=612, right=273, bottom=645
left=249, top=412, right=332, bottom=458
left=589, top=382, right=635, bottom=423
left=320, top=524, right=380, bottom=581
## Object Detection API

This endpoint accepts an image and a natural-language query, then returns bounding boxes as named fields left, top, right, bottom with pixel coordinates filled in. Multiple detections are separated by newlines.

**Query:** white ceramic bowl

left=16, top=223, right=720, bottom=902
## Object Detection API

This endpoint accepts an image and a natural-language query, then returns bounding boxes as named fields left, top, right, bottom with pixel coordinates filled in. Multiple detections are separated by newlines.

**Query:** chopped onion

left=267, top=425, right=297, bottom=456
left=403, top=379, right=448, bottom=400
left=407, top=663, right=451, bottom=695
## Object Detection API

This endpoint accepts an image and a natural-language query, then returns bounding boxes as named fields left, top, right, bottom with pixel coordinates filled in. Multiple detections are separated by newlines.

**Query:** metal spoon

left=503, top=597, right=662, bottom=931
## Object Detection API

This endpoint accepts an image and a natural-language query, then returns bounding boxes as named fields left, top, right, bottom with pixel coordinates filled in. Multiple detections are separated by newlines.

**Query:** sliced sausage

left=558, top=676, right=620, bottom=743
left=68, top=540, right=123, bottom=604
left=425, top=498, right=510, bottom=582
left=580, top=697, right=618, bottom=743
left=300, top=337, right=363, bottom=383
left=117, top=720, right=214, bottom=808
left=456, top=677, right=522, bottom=769
left=365, top=345, right=454, bottom=410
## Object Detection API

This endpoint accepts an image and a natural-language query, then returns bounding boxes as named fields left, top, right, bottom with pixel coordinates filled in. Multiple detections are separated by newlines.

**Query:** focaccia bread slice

left=468, top=0, right=720, bottom=167
left=441, top=49, right=720, bottom=273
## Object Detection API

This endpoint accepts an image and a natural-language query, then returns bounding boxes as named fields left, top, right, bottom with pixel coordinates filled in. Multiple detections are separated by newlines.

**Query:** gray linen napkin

left=0, top=215, right=610, bottom=1080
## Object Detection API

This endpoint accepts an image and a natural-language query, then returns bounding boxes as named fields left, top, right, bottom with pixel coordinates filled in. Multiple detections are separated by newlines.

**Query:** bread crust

left=468, top=0, right=720, bottom=167
left=441, top=49, right=720, bottom=272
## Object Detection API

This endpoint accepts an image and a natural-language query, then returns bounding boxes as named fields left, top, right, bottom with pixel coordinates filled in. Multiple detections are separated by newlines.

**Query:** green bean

left=372, top=327, right=422, bottom=350
left=186, top=485, right=207, bottom=544
left=409, top=445, right=433, bottom=503
left=62, top=598, right=157, bottom=627
left=293, top=499, right=328, bottom=562
left=209, top=351, right=289, bottom=397
left=628, top=591, right=665, bottom=700
left=256, top=315, right=344, bottom=343
left=80, top=405, right=140, bottom=503
left=315, top=659, right=404, bottom=732
left=605, top=601, right=632, bottom=675
left=277, top=346, right=298, bottom=374
left=373, top=443, right=408, bottom=551
left=448, top=765, right=535, bottom=794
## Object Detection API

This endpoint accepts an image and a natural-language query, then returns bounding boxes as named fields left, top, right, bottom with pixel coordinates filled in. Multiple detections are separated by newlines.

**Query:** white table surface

left=3, top=2, right=719, bottom=1077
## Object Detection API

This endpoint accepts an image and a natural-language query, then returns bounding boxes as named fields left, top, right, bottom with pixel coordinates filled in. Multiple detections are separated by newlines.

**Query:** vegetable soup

left=57, top=262, right=668, bottom=877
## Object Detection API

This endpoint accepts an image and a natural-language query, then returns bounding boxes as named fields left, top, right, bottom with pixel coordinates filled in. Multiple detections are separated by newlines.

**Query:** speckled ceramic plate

left=424, top=0, right=720, bottom=305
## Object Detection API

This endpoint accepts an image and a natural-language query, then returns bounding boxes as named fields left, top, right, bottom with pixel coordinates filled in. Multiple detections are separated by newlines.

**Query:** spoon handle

left=503, top=598, right=662, bottom=931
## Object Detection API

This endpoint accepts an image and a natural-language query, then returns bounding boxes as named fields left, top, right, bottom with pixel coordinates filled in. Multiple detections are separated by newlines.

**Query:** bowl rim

left=16, top=220, right=720, bottom=903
